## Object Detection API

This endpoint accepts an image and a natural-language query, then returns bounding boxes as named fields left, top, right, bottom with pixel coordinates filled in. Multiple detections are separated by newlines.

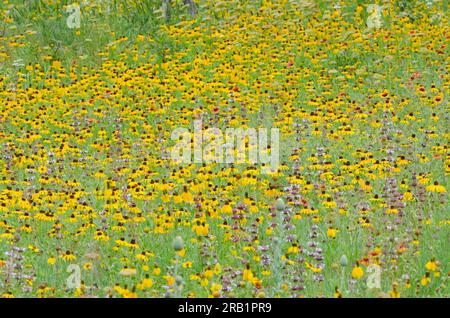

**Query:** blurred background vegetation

left=0, top=0, right=446, bottom=74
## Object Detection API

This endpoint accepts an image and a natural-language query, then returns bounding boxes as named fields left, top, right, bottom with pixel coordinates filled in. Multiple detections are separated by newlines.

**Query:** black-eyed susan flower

left=426, top=182, right=446, bottom=193
left=352, top=262, right=364, bottom=279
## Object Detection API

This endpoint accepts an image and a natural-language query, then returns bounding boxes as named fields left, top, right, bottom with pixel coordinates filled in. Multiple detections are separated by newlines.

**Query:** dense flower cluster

left=0, top=0, right=448, bottom=297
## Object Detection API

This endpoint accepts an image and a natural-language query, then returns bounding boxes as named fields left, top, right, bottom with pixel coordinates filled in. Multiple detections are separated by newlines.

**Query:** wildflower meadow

left=0, top=0, right=448, bottom=299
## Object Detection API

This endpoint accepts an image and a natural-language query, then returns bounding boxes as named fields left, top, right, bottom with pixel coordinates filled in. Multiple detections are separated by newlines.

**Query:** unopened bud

left=274, top=198, right=285, bottom=211
left=340, top=255, right=348, bottom=267
left=172, top=236, right=184, bottom=251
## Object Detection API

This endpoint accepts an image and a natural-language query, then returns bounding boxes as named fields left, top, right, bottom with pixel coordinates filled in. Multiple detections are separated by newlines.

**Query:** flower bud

left=274, top=198, right=285, bottom=211
left=340, top=255, right=348, bottom=267
left=172, top=236, right=184, bottom=251
left=175, top=275, right=184, bottom=285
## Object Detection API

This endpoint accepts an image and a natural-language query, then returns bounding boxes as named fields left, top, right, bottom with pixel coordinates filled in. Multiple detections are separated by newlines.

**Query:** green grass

left=0, top=0, right=448, bottom=298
